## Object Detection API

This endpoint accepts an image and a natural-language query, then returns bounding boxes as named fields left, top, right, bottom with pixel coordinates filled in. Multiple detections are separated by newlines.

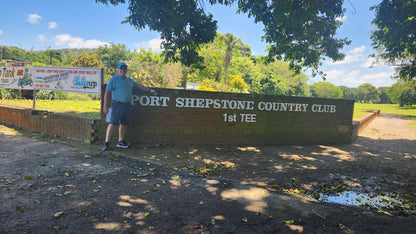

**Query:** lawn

left=0, top=99, right=101, bottom=119
left=353, top=103, right=416, bottom=119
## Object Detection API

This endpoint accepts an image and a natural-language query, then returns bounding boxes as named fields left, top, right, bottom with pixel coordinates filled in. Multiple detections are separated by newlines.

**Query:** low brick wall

left=0, top=88, right=358, bottom=145
left=98, top=88, right=355, bottom=145
left=352, top=110, right=380, bottom=140
left=0, top=104, right=97, bottom=143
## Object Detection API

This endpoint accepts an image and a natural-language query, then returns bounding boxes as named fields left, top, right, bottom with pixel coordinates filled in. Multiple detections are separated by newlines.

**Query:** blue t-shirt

left=106, top=74, right=140, bottom=103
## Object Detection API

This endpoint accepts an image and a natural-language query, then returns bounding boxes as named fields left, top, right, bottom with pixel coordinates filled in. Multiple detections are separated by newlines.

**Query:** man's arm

left=137, top=83, right=157, bottom=95
left=103, top=89, right=111, bottom=114
left=137, top=83, right=151, bottom=93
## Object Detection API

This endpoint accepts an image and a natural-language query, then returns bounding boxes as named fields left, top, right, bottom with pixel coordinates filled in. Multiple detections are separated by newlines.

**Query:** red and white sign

left=6, top=60, right=32, bottom=67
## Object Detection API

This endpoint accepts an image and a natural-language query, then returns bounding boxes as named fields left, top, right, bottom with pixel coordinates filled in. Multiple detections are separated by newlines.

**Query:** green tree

left=228, top=74, right=249, bottom=93
left=161, top=63, right=183, bottom=88
left=357, top=83, right=381, bottom=103
left=198, top=79, right=226, bottom=92
left=387, top=80, right=416, bottom=104
left=377, top=87, right=392, bottom=104
left=339, top=86, right=358, bottom=101
left=44, top=50, right=62, bottom=65
left=285, top=73, right=311, bottom=97
left=1, top=46, right=93, bottom=67
left=128, top=48, right=164, bottom=87
left=2, top=46, right=26, bottom=62
left=387, top=81, right=407, bottom=104
left=195, top=33, right=251, bottom=83
left=59, top=48, right=95, bottom=66
left=95, top=43, right=133, bottom=78
left=223, top=34, right=245, bottom=87
left=229, top=56, right=257, bottom=84
left=96, top=0, right=350, bottom=74
left=399, top=85, right=416, bottom=107
left=251, top=68, right=286, bottom=95
left=197, top=39, right=225, bottom=82
left=310, top=82, right=343, bottom=99
left=71, top=53, right=103, bottom=68
left=371, top=0, right=416, bottom=81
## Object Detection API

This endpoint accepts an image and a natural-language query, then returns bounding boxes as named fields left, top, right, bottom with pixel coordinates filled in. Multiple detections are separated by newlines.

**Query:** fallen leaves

left=54, top=211, right=64, bottom=218
left=16, top=206, right=25, bottom=212
left=284, top=219, right=295, bottom=224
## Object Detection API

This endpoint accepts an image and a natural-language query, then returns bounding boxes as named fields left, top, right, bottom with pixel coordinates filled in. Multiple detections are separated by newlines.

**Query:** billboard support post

left=33, top=89, right=37, bottom=108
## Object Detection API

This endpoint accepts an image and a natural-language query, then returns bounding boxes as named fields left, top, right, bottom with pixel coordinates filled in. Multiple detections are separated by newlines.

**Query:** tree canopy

left=310, top=81, right=343, bottom=99
left=371, top=0, right=416, bottom=81
left=357, top=83, right=381, bottom=103
left=96, top=0, right=350, bottom=74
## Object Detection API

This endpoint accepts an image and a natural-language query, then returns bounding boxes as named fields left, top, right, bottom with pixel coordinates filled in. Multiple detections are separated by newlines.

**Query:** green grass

left=353, top=103, right=416, bottom=120
left=0, top=99, right=101, bottom=119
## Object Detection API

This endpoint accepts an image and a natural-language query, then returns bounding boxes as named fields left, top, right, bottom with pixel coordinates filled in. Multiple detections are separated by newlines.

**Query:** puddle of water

left=318, top=191, right=412, bottom=211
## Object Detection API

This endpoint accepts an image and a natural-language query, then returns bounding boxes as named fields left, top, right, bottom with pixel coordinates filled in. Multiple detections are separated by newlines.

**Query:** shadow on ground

left=1, top=123, right=416, bottom=233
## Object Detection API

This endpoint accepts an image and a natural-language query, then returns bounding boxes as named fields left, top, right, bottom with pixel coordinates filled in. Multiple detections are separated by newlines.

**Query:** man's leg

left=105, top=124, right=115, bottom=142
left=116, top=124, right=129, bottom=148
left=116, top=103, right=130, bottom=149
left=118, top=124, right=128, bottom=141
left=103, top=123, right=115, bottom=151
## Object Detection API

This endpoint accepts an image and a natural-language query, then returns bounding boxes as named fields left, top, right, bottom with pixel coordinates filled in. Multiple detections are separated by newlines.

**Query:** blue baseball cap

left=117, top=62, right=127, bottom=68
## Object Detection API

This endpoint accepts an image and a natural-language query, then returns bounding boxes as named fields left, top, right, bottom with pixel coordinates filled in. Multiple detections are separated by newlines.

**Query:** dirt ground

left=1, top=113, right=416, bottom=233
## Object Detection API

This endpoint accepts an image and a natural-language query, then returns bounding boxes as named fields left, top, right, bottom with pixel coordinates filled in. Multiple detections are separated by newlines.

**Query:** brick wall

left=0, top=104, right=97, bottom=143
left=0, top=89, right=355, bottom=145
left=352, top=110, right=380, bottom=140
left=98, top=88, right=355, bottom=145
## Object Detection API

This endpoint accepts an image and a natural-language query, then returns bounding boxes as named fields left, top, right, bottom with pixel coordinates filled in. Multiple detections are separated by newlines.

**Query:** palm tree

left=223, top=34, right=244, bottom=89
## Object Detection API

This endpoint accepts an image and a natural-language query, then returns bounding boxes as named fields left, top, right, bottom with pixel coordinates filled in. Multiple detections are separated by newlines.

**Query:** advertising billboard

left=0, top=66, right=102, bottom=94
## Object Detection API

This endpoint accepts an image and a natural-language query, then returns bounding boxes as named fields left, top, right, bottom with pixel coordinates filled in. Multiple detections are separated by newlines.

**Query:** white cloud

left=38, top=34, right=46, bottom=41
left=135, top=38, right=163, bottom=51
left=326, top=69, right=360, bottom=83
left=325, top=68, right=394, bottom=87
left=361, top=57, right=393, bottom=68
left=48, top=22, right=58, bottom=29
left=335, top=15, right=347, bottom=22
left=361, top=72, right=393, bottom=82
left=53, top=34, right=108, bottom=48
left=28, top=14, right=42, bottom=24
left=0, top=29, right=2, bottom=35
left=328, top=45, right=366, bottom=65
left=362, top=58, right=373, bottom=68
left=349, top=46, right=366, bottom=54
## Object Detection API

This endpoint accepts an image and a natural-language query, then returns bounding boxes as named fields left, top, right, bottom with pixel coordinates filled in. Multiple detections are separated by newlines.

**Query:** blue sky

left=0, top=0, right=396, bottom=88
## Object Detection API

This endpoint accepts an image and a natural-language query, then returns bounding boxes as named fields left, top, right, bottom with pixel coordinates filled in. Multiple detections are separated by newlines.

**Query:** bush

left=36, top=90, right=65, bottom=100
left=36, top=91, right=100, bottom=100
left=0, top=89, right=18, bottom=99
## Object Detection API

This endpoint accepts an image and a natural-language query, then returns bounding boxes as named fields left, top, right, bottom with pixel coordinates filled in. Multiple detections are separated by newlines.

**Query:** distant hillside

left=1, top=46, right=95, bottom=66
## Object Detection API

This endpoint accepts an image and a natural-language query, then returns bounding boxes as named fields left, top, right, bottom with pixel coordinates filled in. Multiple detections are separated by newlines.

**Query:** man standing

left=102, top=62, right=157, bottom=151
